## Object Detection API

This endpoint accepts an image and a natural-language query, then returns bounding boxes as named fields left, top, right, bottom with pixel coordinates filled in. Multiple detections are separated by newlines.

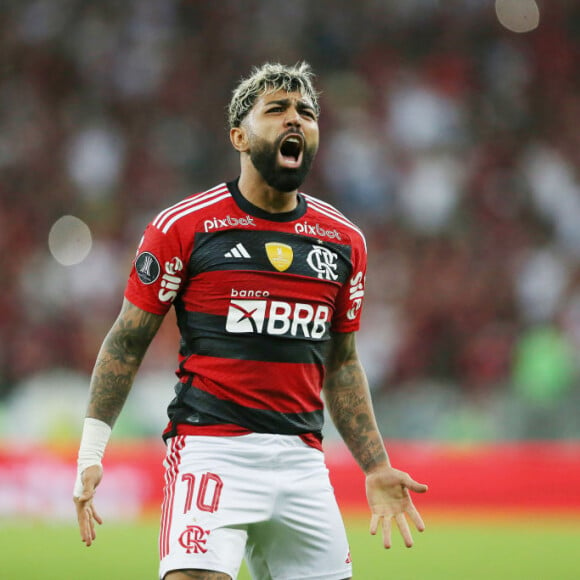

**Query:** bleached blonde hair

left=228, top=61, right=320, bottom=129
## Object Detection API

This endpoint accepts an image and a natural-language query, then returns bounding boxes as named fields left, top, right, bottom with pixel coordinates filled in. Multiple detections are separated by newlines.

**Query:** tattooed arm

left=74, top=298, right=164, bottom=546
left=323, top=332, right=428, bottom=548
left=86, top=298, right=164, bottom=426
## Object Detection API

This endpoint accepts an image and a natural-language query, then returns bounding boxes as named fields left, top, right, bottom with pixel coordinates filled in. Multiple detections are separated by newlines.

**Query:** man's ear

left=230, top=126, right=249, bottom=153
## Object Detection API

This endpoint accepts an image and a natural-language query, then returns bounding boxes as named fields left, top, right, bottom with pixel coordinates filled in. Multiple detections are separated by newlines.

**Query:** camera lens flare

left=495, top=0, right=540, bottom=33
left=48, top=215, right=93, bottom=266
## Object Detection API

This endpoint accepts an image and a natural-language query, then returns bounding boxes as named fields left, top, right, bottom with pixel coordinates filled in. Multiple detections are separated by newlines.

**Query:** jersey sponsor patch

left=158, top=257, right=184, bottom=303
left=203, top=214, right=256, bottom=232
left=226, top=297, right=329, bottom=339
left=347, top=270, right=365, bottom=320
left=135, top=251, right=161, bottom=284
left=294, top=221, right=342, bottom=240
left=226, top=300, right=268, bottom=333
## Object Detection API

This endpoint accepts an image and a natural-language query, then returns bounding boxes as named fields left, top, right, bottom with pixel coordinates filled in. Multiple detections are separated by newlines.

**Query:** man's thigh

left=159, top=434, right=352, bottom=580
left=159, top=435, right=269, bottom=579
left=245, top=444, right=353, bottom=580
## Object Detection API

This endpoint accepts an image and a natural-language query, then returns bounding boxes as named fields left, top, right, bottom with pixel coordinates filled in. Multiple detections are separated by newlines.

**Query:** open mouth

left=279, top=134, right=304, bottom=168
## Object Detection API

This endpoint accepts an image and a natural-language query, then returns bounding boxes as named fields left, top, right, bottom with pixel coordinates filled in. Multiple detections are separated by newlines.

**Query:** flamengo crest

left=178, top=525, right=210, bottom=554
left=306, top=245, right=338, bottom=280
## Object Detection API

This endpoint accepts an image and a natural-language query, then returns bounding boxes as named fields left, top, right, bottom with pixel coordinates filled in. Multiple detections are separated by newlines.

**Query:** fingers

left=382, top=515, right=393, bottom=549
left=402, top=474, right=429, bottom=494
left=374, top=513, right=420, bottom=549
left=370, top=504, right=426, bottom=548
left=369, top=513, right=380, bottom=536
left=78, top=502, right=102, bottom=546
left=75, top=498, right=93, bottom=545
left=80, top=506, right=95, bottom=546
left=369, top=513, right=395, bottom=549
left=406, top=502, right=426, bottom=533
left=366, top=467, right=427, bottom=549
left=397, top=513, right=415, bottom=548
left=74, top=486, right=102, bottom=546
left=74, top=464, right=105, bottom=546
left=92, top=504, right=103, bottom=526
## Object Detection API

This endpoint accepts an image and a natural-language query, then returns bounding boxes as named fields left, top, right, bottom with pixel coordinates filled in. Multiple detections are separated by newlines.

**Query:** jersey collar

left=227, top=178, right=307, bottom=223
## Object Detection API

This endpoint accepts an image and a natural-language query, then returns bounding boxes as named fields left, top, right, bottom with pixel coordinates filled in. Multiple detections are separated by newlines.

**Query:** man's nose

left=284, top=107, right=301, bottom=127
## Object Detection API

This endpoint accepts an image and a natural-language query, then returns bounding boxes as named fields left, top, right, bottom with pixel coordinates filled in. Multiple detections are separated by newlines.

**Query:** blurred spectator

left=1, top=0, right=580, bottom=440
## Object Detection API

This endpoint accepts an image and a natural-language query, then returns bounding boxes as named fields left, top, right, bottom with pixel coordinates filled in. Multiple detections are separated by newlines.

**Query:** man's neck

left=237, top=170, right=299, bottom=214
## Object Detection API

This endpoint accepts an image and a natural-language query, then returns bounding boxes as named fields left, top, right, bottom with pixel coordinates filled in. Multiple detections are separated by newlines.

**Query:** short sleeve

left=124, top=222, right=188, bottom=315
left=331, top=232, right=367, bottom=333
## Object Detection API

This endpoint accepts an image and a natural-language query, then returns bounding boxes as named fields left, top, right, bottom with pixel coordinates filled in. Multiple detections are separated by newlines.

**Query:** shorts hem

left=159, top=560, right=237, bottom=580
left=283, top=567, right=353, bottom=580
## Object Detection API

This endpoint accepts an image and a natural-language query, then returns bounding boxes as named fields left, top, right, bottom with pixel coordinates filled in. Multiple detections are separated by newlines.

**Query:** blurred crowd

left=1, top=0, right=580, bottom=437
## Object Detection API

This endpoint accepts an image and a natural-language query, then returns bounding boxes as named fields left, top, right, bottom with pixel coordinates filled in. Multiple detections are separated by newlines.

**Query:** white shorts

left=159, top=433, right=352, bottom=580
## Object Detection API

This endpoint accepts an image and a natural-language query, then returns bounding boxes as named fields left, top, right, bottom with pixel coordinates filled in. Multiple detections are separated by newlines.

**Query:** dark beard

left=249, top=133, right=316, bottom=193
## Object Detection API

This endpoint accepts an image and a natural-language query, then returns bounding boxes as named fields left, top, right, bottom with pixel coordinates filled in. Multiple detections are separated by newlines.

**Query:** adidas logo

left=224, top=242, right=251, bottom=258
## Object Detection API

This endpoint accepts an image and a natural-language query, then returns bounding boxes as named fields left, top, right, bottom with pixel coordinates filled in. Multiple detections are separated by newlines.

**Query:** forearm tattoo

left=87, top=301, right=163, bottom=426
left=324, top=333, right=388, bottom=473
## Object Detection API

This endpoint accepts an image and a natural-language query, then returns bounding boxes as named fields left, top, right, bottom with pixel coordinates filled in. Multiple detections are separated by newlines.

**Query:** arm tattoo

left=86, top=300, right=164, bottom=426
left=324, top=332, right=389, bottom=473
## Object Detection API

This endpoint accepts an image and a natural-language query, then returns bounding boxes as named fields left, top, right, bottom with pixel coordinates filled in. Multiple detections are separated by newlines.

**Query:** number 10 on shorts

left=181, top=472, right=223, bottom=514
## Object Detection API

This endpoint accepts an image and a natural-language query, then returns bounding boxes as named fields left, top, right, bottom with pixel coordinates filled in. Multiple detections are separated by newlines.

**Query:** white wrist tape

left=73, top=417, right=112, bottom=498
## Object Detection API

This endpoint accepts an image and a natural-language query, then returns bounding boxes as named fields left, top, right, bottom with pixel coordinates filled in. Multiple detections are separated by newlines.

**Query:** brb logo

left=226, top=289, right=329, bottom=339
left=178, top=525, right=210, bottom=554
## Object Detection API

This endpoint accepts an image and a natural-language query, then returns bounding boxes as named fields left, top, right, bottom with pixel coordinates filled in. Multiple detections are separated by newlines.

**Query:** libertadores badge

left=265, top=242, right=293, bottom=272
left=135, top=251, right=161, bottom=284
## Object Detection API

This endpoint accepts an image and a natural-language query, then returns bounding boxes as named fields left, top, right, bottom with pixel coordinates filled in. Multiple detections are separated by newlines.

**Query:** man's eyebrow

left=264, top=98, right=316, bottom=111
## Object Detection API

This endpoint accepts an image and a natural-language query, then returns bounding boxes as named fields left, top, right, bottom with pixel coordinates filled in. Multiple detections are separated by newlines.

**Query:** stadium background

left=1, top=1, right=580, bottom=577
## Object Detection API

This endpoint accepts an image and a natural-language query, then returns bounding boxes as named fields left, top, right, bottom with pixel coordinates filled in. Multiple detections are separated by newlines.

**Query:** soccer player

left=73, top=61, right=428, bottom=580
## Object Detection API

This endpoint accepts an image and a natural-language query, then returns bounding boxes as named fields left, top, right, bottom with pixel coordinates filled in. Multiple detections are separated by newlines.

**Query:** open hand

left=366, top=466, right=428, bottom=548
left=73, top=464, right=104, bottom=547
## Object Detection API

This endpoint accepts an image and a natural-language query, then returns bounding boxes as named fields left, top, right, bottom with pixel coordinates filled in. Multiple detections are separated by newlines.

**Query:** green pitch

left=2, top=512, right=579, bottom=579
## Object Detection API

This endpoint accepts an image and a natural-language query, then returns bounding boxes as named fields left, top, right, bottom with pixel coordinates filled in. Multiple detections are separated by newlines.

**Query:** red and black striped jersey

left=125, top=180, right=367, bottom=449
